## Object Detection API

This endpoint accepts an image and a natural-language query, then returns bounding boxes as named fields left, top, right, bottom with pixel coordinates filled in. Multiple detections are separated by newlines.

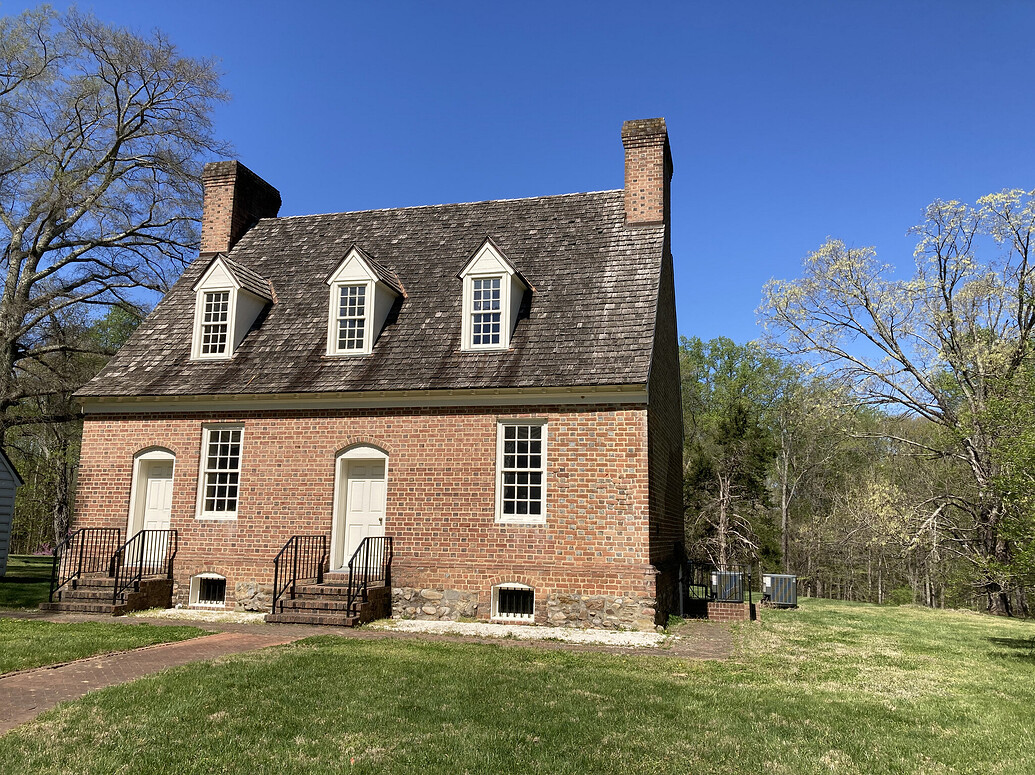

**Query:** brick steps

left=294, top=583, right=352, bottom=597
left=265, top=582, right=390, bottom=627
left=42, top=573, right=173, bottom=617
left=265, top=611, right=359, bottom=626
left=280, top=597, right=358, bottom=612
left=39, top=600, right=127, bottom=615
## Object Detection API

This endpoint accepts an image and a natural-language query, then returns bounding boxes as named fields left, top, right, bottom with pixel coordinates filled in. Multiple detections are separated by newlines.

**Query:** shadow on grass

left=987, top=636, right=1035, bottom=662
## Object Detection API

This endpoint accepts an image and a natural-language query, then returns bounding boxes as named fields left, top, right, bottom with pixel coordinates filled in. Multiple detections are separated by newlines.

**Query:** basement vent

left=190, top=574, right=227, bottom=607
left=493, top=583, right=534, bottom=621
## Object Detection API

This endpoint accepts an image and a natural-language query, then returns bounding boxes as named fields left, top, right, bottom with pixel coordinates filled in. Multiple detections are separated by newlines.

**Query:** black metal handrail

left=50, top=528, right=122, bottom=602
left=111, top=529, right=179, bottom=605
left=345, top=535, right=393, bottom=615
left=270, top=535, right=328, bottom=615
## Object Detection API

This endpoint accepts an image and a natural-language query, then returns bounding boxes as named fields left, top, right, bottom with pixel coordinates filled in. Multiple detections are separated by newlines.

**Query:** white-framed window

left=334, top=283, right=368, bottom=352
left=471, top=276, right=503, bottom=347
left=325, top=247, right=401, bottom=357
left=496, top=420, right=546, bottom=523
left=198, top=426, right=243, bottom=519
left=492, top=583, right=534, bottom=621
left=200, top=290, right=230, bottom=356
left=191, top=256, right=272, bottom=361
left=189, top=573, right=227, bottom=607
left=458, top=239, right=528, bottom=352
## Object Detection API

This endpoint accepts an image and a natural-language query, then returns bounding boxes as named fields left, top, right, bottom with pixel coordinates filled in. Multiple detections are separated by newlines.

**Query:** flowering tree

left=762, top=189, right=1035, bottom=614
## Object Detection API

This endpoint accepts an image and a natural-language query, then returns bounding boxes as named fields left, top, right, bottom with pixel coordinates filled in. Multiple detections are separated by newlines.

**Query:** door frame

left=330, top=444, right=389, bottom=571
left=127, top=447, right=176, bottom=538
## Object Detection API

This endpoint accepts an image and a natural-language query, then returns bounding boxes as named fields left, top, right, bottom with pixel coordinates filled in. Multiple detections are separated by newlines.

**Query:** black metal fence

left=111, top=529, right=179, bottom=605
left=50, top=528, right=122, bottom=602
left=271, top=535, right=328, bottom=614
left=675, top=544, right=757, bottom=610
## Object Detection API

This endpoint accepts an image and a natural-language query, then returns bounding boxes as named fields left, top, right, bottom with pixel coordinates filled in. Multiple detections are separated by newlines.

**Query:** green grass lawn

left=0, top=619, right=207, bottom=675
left=0, top=555, right=54, bottom=609
left=1, top=600, right=1034, bottom=773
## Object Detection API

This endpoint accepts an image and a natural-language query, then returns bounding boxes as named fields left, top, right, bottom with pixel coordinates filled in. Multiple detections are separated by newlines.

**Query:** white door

left=139, top=462, right=173, bottom=568
left=340, top=460, right=386, bottom=569
left=142, top=463, right=173, bottom=531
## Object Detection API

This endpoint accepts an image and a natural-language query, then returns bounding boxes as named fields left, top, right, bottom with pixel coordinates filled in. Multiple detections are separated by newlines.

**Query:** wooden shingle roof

left=78, top=190, right=666, bottom=398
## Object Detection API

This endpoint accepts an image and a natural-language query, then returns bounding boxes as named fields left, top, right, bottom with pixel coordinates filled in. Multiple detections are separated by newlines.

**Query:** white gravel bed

left=128, top=608, right=268, bottom=624
left=372, top=618, right=668, bottom=648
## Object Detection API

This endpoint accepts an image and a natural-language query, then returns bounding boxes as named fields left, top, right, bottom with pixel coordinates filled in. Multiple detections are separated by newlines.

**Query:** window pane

left=499, top=423, right=544, bottom=518
left=200, top=291, right=230, bottom=355
left=203, top=428, right=242, bottom=514
left=336, top=284, right=367, bottom=351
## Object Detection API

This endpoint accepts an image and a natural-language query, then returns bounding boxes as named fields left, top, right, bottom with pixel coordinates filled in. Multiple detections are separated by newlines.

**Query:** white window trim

left=326, top=279, right=374, bottom=356
left=189, top=573, right=227, bottom=608
left=462, top=272, right=511, bottom=351
left=191, top=286, right=238, bottom=361
left=195, top=425, right=245, bottom=521
left=492, top=583, right=535, bottom=622
left=494, top=418, right=547, bottom=525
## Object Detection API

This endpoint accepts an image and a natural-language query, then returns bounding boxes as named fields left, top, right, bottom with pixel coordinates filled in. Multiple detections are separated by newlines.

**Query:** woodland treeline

left=688, top=189, right=1035, bottom=616
left=682, top=335, right=998, bottom=609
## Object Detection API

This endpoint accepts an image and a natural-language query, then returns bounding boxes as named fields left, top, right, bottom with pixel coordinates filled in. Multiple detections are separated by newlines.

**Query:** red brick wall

left=706, top=602, right=758, bottom=622
left=200, top=161, right=281, bottom=255
left=622, top=119, right=672, bottom=226
left=75, top=403, right=656, bottom=617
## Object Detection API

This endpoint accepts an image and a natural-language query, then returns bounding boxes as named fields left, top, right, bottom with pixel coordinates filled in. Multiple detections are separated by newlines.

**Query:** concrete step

left=265, top=611, right=359, bottom=627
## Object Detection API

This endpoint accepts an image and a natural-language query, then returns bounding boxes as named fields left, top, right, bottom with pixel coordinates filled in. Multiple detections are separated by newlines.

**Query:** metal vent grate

left=496, top=585, right=534, bottom=619
left=198, top=577, right=226, bottom=606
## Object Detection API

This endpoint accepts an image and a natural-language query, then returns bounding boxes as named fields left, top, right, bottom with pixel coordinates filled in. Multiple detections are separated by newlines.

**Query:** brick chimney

left=622, top=118, right=672, bottom=227
left=200, top=161, right=282, bottom=256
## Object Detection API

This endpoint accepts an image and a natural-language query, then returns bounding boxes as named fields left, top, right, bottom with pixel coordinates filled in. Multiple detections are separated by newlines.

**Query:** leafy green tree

left=681, top=336, right=782, bottom=565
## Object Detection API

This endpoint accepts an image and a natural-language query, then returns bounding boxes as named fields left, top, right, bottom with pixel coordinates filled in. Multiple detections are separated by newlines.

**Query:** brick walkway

left=0, top=631, right=299, bottom=735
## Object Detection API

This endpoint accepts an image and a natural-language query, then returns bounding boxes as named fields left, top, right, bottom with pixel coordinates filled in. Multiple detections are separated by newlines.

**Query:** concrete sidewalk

left=0, top=631, right=300, bottom=734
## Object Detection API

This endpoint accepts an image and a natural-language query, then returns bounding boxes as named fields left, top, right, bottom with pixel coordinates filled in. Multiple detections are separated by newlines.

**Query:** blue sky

left=23, top=0, right=1035, bottom=343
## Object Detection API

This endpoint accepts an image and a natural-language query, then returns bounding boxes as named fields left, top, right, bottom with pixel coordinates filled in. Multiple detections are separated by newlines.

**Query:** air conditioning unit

left=711, top=571, right=744, bottom=603
left=762, top=574, right=797, bottom=607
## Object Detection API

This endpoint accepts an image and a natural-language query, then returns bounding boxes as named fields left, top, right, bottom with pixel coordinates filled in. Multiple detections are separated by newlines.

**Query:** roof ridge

left=267, top=189, right=623, bottom=222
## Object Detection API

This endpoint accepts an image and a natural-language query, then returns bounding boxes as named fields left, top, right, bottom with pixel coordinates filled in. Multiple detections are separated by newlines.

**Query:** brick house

left=67, top=118, right=683, bottom=631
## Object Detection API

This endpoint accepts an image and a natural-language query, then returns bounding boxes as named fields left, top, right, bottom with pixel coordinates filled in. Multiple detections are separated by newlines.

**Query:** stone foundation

left=393, top=587, right=480, bottom=620
left=235, top=581, right=273, bottom=612
left=546, top=593, right=656, bottom=631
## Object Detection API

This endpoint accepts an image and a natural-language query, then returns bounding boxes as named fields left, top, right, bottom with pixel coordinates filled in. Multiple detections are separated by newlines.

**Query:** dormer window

left=459, top=238, right=531, bottom=352
left=191, top=256, right=273, bottom=361
left=335, top=284, right=368, bottom=351
left=326, top=246, right=403, bottom=357
left=471, top=277, right=502, bottom=346
left=200, top=291, right=231, bottom=355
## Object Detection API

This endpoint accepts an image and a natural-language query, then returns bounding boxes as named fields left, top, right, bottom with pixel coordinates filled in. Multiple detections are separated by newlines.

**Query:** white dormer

left=191, top=256, right=273, bottom=360
left=325, top=246, right=403, bottom=356
left=458, top=238, right=530, bottom=352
